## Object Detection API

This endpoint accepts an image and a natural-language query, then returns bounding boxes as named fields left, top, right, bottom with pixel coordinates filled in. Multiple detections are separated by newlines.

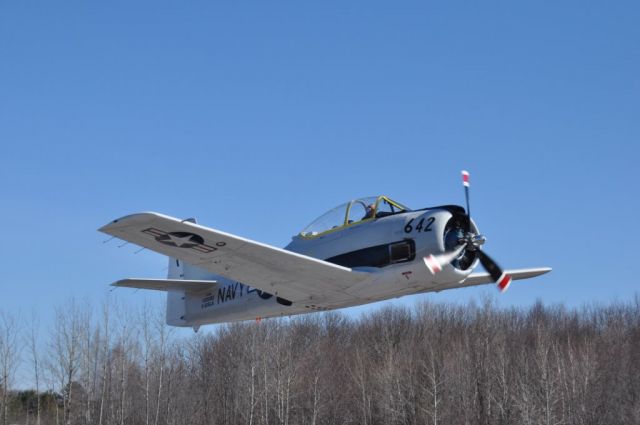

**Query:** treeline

left=1, top=297, right=639, bottom=425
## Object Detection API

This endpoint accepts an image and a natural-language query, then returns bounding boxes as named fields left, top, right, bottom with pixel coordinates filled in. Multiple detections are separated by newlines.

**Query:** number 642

left=404, top=217, right=434, bottom=233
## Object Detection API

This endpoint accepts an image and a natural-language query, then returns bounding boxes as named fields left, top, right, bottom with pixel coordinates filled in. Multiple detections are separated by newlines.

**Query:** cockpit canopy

left=300, top=196, right=411, bottom=238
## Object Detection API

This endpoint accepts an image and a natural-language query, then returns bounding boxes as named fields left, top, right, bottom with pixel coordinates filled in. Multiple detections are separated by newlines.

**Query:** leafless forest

left=1, top=297, right=639, bottom=425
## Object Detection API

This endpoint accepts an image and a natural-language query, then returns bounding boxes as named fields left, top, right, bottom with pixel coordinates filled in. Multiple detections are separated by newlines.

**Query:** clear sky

left=1, top=0, right=639, bottom=331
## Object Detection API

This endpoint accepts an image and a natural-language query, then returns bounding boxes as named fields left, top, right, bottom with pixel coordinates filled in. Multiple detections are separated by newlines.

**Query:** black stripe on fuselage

left=324, top=239, right=415, bottom=268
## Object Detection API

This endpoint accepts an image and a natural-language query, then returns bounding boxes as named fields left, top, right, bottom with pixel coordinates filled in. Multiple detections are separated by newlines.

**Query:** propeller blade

left=424, top=245, right=466, bottom=275
left=476, top=250, right=512, bottom=292
left=461, top=170, right=471, bottom=232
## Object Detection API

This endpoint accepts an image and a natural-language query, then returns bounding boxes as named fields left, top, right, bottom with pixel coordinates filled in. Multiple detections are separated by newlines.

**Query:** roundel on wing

left=155, top=232, right=205, bottom=248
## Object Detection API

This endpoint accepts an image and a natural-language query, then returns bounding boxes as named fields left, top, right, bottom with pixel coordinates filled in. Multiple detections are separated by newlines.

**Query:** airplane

left=100, top=171, right=550, bottom=331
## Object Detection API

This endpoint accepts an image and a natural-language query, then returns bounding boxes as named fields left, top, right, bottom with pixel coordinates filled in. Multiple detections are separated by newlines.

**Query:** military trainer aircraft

left=100, top=171, right=550, bottom=330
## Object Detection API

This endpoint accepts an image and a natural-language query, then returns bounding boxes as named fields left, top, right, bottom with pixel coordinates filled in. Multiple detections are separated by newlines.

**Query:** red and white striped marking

left=424, top=255, right=442, bottom=274
left=461, top=170, right=470, bottom=187
left=497, top=273, right=512, bottom=292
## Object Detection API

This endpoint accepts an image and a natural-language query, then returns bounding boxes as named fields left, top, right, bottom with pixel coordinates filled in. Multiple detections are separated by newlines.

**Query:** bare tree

left=47, top=302, right=85, bottom=425
left=97, top=298, right=111, bottom=425
left=0, top=312, right=20, bottom=425
left=28, top=312, right=42, bottom=425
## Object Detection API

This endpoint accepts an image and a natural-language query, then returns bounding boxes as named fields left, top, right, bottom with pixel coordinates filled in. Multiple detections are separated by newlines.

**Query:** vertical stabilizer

left=166, top=256, right=187, bottom=327
left=165, top=217, right=197, bottom=326
left=168, top=257, right=184, bottom=279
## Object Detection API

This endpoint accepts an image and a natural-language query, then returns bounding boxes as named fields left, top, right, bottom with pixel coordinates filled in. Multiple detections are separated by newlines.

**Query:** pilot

left=363, top=204, right=375, bottom=220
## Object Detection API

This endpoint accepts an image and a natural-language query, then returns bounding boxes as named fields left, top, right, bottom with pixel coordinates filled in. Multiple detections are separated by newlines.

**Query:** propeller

left=423, top=170, right=513, bottom=292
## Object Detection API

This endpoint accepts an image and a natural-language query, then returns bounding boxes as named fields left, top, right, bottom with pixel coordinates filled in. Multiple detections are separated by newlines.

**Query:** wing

left=99, top=212, right=369, bottom=304
left=113, top=278, right=217, bottom=294
left=433, top=267, right=551, bottom=291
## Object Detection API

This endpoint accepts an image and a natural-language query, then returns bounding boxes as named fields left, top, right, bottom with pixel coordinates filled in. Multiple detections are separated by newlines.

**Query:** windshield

left=299, top=196, right=411, bottom=238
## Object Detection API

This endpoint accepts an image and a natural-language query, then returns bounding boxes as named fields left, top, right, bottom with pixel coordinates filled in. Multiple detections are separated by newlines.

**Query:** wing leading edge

left=99, top=212, right=369, bottom=305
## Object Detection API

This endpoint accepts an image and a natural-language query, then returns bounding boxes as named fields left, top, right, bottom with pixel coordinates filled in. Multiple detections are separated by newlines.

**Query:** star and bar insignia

left=141, top=228, right=220, bottom=253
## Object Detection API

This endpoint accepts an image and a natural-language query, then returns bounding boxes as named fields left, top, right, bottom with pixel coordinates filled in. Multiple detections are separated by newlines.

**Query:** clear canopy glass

left=299, top=196, right=410, bottom=237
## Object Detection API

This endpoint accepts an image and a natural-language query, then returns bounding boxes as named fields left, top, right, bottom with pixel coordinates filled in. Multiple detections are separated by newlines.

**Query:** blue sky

left=1, top=0, right=639, bottom=330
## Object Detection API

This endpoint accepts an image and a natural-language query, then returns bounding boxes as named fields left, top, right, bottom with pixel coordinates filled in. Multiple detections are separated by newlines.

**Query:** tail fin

left=168, top=257, right=185, bottom=279
left=166, top=257, right=186, bottom=326
left=166, top=217, right=196, bottom=326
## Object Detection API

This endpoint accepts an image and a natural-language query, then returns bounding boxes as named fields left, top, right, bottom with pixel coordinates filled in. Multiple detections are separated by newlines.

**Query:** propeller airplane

left=100, top=171, right=550, bottom=331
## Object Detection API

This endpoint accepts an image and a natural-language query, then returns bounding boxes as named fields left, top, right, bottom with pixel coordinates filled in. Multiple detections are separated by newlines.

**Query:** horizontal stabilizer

left=112, top=278, right=217, bottom=294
